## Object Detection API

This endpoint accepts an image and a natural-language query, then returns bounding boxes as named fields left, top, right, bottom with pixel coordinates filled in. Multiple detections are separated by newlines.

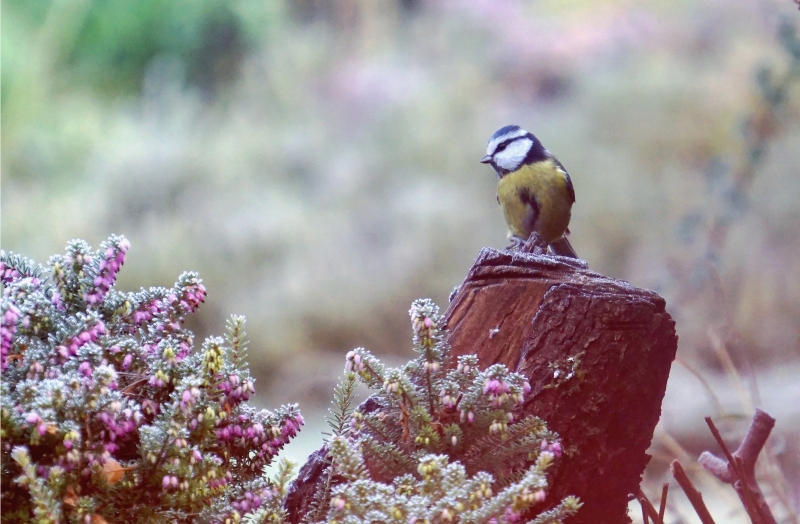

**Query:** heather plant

left=0, top=236, right=303, bottom=524
left=305, top=299, right=581, bottom=524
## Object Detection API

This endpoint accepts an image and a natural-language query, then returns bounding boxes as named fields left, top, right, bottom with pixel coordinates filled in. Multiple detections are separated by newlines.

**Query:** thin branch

left=636, top=489, right=663, bottom=524
left=699, top=409, right=778, bottom=524
left=701, top=417, right=734, bottom=474
left=734, top=455, right=764, bottom=524
left=658, top=483, right=669, bottom=523
left=671, top=460, right=717, bottom=524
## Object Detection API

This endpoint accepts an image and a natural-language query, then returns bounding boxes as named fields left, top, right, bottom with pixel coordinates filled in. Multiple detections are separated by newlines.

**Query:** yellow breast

left=496, top=160, right=573, bottom=244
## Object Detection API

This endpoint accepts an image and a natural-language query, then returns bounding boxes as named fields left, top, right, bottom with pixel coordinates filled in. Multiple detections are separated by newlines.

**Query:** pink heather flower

left=551, top=442, right=562, bottom=457
left=3, top=307, right=20, bottom=325
left=483, top=379, right=497, bottom=394
left=162, top=475, right=171, bottom=489
left=534, top=489, right=546, bottom=502
left=26, top=361, right=44, bottom=379
left=78, top=361, right=92, bottom=377
left=84, top=242, right=127, bottom=305
left=51, top=291, right=65, bottom=311
left=141, top=399, right=159, bottom=415
left=1, top=307, right=19, bottom=370
left=122, top=354, right=133, bottom=370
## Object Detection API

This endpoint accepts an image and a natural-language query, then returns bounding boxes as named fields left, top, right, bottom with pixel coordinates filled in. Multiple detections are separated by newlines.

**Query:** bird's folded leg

left=522, top=231, right=547, bottom=254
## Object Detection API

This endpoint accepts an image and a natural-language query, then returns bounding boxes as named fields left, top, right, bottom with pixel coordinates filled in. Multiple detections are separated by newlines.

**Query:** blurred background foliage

left=3, top=0, right=800, bottom=521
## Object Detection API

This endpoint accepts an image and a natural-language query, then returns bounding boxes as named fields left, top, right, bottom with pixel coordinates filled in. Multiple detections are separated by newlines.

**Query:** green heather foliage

left=306, top=300, right=581, bottom=524
left=0, top=236, right=302, bottom=523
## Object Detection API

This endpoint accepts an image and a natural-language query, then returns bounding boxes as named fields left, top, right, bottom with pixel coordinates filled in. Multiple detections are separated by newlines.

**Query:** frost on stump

left=444, top=248, right=678, bottom=524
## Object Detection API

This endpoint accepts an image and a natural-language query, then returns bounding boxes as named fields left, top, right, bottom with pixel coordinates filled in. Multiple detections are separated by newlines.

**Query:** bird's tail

left=549, top=236, right=578, bottom=258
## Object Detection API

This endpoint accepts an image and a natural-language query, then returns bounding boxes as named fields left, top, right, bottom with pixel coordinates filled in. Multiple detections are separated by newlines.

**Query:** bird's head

left=481, top=125, right=540, bottom=177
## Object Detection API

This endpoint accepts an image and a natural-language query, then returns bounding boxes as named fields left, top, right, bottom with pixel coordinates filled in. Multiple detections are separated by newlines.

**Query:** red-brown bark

left=444, top=248, right=678, bottom=523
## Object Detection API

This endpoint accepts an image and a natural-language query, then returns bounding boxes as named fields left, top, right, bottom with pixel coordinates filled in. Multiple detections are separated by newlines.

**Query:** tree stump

left=285, top=248, right=678, bottom=524
left=444, top=248, right=678, bottom=524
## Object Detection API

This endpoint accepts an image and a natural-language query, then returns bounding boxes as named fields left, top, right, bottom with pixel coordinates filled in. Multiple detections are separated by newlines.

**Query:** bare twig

left=658, top=483, right=669, bottom=522
left=704, top=416, right=737, bottom=477
left=636, top=489, right=663, bottom=524
left=734, top=455, right=764, bottom=524
left=671, top=460, right=717, bottom=524
left=699, top=409, right=778, bottom=524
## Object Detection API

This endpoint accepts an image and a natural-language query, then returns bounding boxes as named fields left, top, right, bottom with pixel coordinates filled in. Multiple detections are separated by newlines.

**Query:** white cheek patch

left=493, top=138, right=532, bottom=171
left=486, top=128, right=528, bottom=156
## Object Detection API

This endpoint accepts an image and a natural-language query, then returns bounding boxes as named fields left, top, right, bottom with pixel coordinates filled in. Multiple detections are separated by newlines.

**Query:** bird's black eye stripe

left=494, top=139, right=513, bottom=154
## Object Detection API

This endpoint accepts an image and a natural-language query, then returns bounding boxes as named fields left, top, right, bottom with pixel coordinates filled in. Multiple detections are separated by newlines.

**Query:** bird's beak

left=480, top=155, right=492, bottom=164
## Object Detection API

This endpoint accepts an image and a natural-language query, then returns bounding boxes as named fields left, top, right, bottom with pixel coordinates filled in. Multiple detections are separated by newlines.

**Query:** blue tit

left=481, top=125, right=578, bottom=258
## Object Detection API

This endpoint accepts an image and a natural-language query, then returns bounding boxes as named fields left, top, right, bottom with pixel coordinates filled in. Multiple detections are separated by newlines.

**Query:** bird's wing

left=547, top=152, right=576, bottom=204
left=517, top=186, right=540, bottom=233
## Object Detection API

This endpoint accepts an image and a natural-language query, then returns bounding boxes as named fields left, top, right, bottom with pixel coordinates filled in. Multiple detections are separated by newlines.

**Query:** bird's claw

left=506, top=236, right=525, bottom=251
left=521, top=232, right=547, bottom=254
left=506, top=233, right=547, bottom=254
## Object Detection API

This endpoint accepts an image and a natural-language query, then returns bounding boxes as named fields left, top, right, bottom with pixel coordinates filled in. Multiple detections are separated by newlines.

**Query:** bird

left=481, top=125, right=578, bottom=258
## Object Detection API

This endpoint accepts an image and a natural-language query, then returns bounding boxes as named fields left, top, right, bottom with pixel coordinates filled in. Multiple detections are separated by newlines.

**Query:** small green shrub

left=304, top=299, right=581, bottom=524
